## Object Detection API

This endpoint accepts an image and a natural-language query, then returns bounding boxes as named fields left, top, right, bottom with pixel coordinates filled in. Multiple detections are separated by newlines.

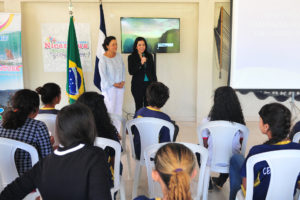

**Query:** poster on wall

left=41, top=23, right=92, bottom=72
left=0, top=13, right=23, bottom=118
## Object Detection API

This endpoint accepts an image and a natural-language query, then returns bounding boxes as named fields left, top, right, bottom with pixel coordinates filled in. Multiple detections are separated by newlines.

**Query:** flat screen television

left=120, top=17, right=180, bottom=53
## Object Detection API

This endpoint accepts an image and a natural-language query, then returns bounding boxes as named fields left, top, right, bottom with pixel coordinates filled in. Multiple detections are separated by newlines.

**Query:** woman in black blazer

left=128, top=37, right=157, bottom=112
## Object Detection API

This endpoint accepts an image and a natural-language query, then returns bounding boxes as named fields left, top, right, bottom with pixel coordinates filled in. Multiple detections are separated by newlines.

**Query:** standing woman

left=99, top=36, right=125, bottom=130
left=128, top=37, right=157, bottom=112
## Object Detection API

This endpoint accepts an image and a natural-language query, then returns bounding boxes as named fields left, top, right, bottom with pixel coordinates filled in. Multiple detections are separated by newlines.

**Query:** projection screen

left=230, top=0, right=300, bottom=90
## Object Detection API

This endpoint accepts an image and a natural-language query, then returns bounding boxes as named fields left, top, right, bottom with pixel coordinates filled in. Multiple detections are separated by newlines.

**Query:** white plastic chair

left=293, top=132, right=300, bottom=143
left=109, top=113, right=132, bottom=178
left=144, top=142, right=209, bottom=200
left=0, top=137, right=40, bottom=199
left=197, top=120, right=249, bottom=198
left=235, top=149, right=300, bottom=200
left=126, top=117, right=175, bottom=198
left=94, top=137, right=126, bottom=200
left=35, top=114, right=58, bottom=146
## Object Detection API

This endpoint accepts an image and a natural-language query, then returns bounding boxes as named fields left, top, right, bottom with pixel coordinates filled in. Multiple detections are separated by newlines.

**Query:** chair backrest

left=126, top=117, right=175, bottom=164
left=197, top=120, right=249, bottom=173
left=293, top=132, right=300, bottom=143
left=0, top=137, right=39, bottom=189
left=244, top=149, right=300, bottom=200
left=35, top=114, right=57, bottom=145
left=109, top=113, right=127, bottom=150
left=144, top=142, right=209, bottom=200
left=94, top=137, right=122, bottom=198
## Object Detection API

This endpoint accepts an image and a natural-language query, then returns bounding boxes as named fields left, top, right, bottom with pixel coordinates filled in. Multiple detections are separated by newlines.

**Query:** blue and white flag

left=93, top=3, right=107, bottom=91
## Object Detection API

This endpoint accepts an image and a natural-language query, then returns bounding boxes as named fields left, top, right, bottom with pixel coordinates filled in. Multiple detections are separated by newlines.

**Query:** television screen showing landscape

left=121, top=18, right=180, bottom=53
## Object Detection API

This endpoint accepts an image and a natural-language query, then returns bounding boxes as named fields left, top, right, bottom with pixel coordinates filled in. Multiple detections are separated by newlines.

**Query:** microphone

left=142, top=53, right=147, bottom=69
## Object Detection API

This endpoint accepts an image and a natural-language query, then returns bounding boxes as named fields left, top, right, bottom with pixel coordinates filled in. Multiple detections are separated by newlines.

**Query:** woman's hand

left=119, top=81, right=125, bottom=88
left=113, top=81, right=125, bottom=88
left=113, top=83, right=121, bottom=88
left=141, top=57, right=147, bottom=65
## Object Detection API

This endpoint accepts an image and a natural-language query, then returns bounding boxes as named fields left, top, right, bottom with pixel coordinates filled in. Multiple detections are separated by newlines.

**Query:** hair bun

left=35, top=86, right=44, bottom=95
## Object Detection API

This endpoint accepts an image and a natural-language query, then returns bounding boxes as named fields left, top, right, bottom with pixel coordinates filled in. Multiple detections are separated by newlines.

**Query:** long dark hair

left=208, top=86, right=245, bottom=125
left=2, top=89, right=39, bottom=129
left=36, top=82, right=61, bottom=105
left=77, top=92, right=118, bottom=140
left=56, top=103, right=96, bottom=147
left=259, top=103, right=291, bottom=145
left=132, top=37, right=149, bottom=55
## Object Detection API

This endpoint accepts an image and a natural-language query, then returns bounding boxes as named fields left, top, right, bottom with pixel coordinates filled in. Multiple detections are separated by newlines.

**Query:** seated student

left=0, top=103, right=112, bottom=200
left=77, top=92, right=122, bottom=181
left=201, top=86, right=245, bottom=190
left=229, top=103, right=300, bottom=200
left=36, top=83, right=61, bottom=115
left=35, top=82, right=61, bottom=147
left=133, top=82, right=179, bottom=159
left=0, top=89, right=52, bottom=176
left=134, top=143, right=197, bottom=200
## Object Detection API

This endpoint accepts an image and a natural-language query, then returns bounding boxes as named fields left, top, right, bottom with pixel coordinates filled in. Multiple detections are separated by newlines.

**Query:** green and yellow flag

left=66, top=16, right=85, bottom=104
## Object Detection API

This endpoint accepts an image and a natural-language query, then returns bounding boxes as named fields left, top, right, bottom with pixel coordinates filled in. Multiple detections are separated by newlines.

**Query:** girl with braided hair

left=229, top=103, right=300, bottom=200
left=135, top=143, right=197, bottom=200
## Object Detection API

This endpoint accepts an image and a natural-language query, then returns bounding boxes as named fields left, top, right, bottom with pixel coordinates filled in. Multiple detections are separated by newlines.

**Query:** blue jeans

left=229, top=154, right=245, bottom=200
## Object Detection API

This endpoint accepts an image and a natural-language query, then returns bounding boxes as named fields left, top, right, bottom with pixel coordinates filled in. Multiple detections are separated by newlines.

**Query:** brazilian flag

left=66, top=16, right=85, bottom=104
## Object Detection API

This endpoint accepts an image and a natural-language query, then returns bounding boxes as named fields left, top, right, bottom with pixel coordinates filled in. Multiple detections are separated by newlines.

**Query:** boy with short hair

left=133, top=82, right=179, bottom=159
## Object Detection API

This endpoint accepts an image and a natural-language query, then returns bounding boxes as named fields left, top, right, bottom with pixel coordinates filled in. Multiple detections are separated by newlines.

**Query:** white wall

left=0, top=2, right=4, bottom=11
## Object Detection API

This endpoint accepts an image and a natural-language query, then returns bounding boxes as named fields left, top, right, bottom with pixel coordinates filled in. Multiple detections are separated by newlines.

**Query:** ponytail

left=154, top=143, right=195, bottom=200
left=168, top=171, right=192, bottom=200
left=2, top=109, right=28, bottom=129
left=36, top=83, right=61, bottom=105
left=2, top=89, right=39, bottom=129
left=259, top=103, right=291, bottom=145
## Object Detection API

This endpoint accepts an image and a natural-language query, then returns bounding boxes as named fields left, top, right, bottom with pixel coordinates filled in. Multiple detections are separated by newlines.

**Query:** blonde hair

left=154, top=143, right=196, bottom=200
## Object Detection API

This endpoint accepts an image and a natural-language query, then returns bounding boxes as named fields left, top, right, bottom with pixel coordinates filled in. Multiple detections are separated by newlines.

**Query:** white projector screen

left=230, top=0, right=300, bottom=90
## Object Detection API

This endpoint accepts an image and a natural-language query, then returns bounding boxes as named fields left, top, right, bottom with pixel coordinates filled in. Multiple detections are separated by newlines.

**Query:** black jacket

left=128, top=52, right=157, bottom=86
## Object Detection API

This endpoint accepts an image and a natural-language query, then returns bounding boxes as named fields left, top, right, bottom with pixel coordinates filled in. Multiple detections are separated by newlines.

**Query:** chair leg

left=120, top=178, right=126, bottom=200
left=126, top=150, right=132, bottom=179
left=132, top=162, right=141, bottom=199
left=202, top=167, right=210, bottom=200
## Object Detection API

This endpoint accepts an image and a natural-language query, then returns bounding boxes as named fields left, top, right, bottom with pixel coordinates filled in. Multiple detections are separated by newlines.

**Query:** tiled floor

left=120, top=121, right=267, bottom=200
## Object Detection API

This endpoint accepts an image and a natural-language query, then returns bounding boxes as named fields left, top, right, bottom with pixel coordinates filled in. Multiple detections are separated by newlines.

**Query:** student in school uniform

left=134, top=143, right=197, bottom=200
left=0, top=103, right=112, bottom=200
left=0, top=89, right=52, bottom=176
left=35, top=82, right=61, bottom=147
left=229, top=103, right=300, bottom=200
left=133, top=82, right=179, bottom=160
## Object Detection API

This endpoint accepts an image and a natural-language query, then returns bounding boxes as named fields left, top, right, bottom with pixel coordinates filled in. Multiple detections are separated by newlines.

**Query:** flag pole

left=69, top=0, right=73, bottom=16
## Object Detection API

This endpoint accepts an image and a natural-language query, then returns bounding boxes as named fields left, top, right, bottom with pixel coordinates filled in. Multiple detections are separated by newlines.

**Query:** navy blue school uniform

left=38, top=107, right=59, bottom=114
left=240, top=140, right=300, bottom=200
left=134, top=196, right=161, bottom=200
left=133, top=106, right=172, bottom=160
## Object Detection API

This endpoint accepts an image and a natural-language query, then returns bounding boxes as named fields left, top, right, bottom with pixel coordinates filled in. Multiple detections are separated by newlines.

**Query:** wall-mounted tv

left=121, top=17, right=180, bottom=53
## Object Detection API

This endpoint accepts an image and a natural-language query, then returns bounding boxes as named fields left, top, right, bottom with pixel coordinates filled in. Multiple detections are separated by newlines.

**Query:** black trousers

left=132, top=81, right=151, bottom=112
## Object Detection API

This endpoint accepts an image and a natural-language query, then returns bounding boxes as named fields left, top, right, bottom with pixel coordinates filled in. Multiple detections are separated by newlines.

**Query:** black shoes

left=211, top=177, right=224, bottom=189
